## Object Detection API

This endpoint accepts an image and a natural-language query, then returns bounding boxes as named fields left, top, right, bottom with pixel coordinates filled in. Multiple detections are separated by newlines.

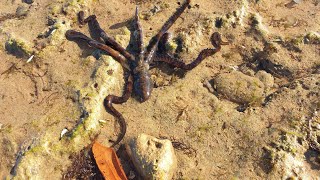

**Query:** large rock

left=126, top=134, right=177, bottom=180
left=214, top=71, right=265, bottom=104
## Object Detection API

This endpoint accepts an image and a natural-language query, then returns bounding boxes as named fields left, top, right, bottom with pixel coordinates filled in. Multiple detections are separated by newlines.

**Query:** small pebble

left=203, top=79, right=214, bottom=93
left=98, top=120, right=107, bottom=124
left=23, top=0, right=34, bottom=4
left=16, top=5, right=29, bottom=17
left=255, top=70, right=274, bottom=89
left=293, top=0, right=302, bottom=3
left=47, top=16, right=56, bottom=26
left=285, top=0, right=302, bottom=8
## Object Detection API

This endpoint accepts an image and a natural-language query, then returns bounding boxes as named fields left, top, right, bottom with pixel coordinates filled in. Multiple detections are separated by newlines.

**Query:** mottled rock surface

left=126, top=134, right=177, bottom=180
left=214, top=71, right=265, bottom=104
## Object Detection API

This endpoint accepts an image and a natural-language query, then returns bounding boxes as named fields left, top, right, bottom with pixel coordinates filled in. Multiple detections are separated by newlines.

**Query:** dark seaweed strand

left=154, top=32, right=225, bottom=70
left=104, top=74, right=133, bottom=147
left=135, top=6, right=145, bottom=62
left=79, top=11, right=136, bottom=62
left=65, top=30, right=130, bottom=70
left=144, top=0, right=191, bottom=63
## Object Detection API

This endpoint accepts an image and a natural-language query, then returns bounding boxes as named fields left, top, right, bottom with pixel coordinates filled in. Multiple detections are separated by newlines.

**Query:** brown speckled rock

left=126, top=134, right=177, bottom=180
left=214, top=71, right=265, bottom=104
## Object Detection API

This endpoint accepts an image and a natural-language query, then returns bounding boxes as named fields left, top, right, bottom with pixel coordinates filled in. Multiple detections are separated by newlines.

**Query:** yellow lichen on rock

left=62, top=0, right=93, bottom=15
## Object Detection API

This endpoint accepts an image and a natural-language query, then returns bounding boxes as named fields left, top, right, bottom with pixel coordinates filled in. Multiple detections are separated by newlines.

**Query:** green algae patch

left=165, top=40, right=178, bottom=54
left=62, top=0, right=93, bottom=15
left=50, top=19, right=72, bottom=46
left=48, top=3, right=63, bottom=16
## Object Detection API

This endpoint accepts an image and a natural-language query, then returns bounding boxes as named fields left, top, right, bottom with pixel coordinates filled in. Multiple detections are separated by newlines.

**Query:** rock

left=62, top=0, right=92, bottom=15
left=255, top=70, right=274, bottom=90
left=23, top=0, right=34, bottom=4
left=264, top=132, right=313, bottom=179
left=16, top=5, right=29, bottom=17
left=249, top=13, right=269, bottom=40
left=216, top=3, right=248, bottom=28
left=240, top=66, right=255, bottom=76
left=126, top=134, right=177, bottom=180
left=5, top=38, right=33, bottom=58
left=214, top=71, right=265, bottom=104
left=305, top=31, right=320, bottom=44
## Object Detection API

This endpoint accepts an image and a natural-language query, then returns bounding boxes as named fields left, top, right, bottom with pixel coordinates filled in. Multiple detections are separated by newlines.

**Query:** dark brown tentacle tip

left=65, top=30, right=82, bottom=40
left=78, top=11, right=85, bottom=25
left=65, top=30, right=91, bottom=42
left=210, top=32, right=229, bottom=48
left=65, top=30, right=77, bottom=39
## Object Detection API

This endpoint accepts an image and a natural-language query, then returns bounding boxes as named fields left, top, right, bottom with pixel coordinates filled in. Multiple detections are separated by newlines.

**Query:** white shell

left=60, top=128, right=69, bottom=139
left=26, top=55, right=34, bottom=63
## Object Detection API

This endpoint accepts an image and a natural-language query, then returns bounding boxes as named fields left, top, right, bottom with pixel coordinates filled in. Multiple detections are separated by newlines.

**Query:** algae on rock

left=5, top=38, right=33, bottom=58
left=11, top=55, right=124, bottom=179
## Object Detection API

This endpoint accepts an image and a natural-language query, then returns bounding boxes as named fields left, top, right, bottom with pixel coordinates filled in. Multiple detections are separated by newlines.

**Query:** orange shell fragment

left=92, top=142, right=128, bottom=180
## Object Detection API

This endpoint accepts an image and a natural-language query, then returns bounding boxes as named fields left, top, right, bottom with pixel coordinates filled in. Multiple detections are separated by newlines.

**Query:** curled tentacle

left=154, top=32, right=228, bottom=70
left=211, top=32, right=229, bottom=48
left=104, top=74, right=133, bottom=147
